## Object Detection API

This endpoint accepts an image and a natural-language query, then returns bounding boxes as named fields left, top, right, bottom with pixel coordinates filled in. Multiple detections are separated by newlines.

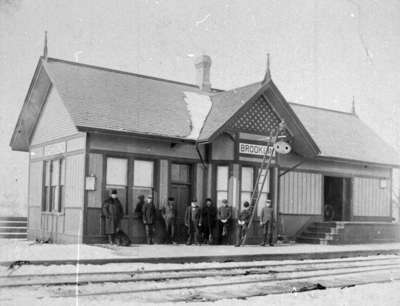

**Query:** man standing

left=142, top=194, right=156, bottom=244
left=134, top=195, right=145, bottom=219
left=102, top=189, right=124, bottom=244
left=162, top=197, right=177, bottom=244
left=201, top=198, right=217, bottom=244
left=260, top=199, right=274, bottom=246
left=235, top=201, right=252, bottom=247
left=218, top=199, right=232, bottom=244
left=184, top=200, right=201, bottom=245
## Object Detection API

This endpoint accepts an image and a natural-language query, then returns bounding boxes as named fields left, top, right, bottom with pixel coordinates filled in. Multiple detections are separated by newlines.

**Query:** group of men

left=102, top=189, right=274, bottom=246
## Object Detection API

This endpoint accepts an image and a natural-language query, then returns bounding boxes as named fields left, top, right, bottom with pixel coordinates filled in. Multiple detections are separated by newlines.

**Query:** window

left=43, top=161, right=51, bottom=211
left=106, top=157, right=128, bottom=186
left=106, top=157, right=128, bottom=213
left=171, top=163, right=190, bottom=184
left=59, top=158, right=66, bottom=212
left=257, top=168, right=270, bottom=216
left=241, top=167, right=254, bottom=207
left=216, top=166, right=229, bottom=207
left=132, top=160, right=154, bottom=206
left=42, top=158, right=65, bottom=212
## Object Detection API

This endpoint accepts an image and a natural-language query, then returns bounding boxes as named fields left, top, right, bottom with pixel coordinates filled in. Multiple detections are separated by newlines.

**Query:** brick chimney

left=195, top=55, right=212, bottom=91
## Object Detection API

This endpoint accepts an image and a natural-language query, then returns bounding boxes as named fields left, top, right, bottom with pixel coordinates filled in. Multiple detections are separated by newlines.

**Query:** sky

left=0, top=0, right=399, bottom=215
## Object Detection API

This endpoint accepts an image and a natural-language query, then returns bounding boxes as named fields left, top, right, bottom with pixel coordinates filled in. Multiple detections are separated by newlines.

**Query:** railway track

left=1, top=256, right=399, bottom=303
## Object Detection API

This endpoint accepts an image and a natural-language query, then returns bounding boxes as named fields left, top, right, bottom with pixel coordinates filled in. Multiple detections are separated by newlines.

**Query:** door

left=324, top=176, right=343, bottom=221
left=170, top=163, right=192, bottom=242
left=342, top=178, right=352, bottom=221
left=324, top=176, right=352, bottom=221
left=171, top=184, right=190, bottom=242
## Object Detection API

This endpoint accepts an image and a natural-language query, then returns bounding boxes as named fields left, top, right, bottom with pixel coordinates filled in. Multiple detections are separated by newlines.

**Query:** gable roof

left=42, top=58, right=216, bottom=141
left=10, top=57, right=399, bottom=167
left=289, top=103, right=400, bottom=166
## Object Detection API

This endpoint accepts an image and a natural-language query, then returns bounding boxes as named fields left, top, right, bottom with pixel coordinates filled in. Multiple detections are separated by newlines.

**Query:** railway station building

left=10, top=55, right=400, bottom=244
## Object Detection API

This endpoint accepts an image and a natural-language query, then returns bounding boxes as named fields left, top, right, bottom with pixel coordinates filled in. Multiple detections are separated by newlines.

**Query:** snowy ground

left=1, top=239, right=399, bottom=262
left=1, top=239, right=399, bottom=305
left=1, top=276, right=399, bottom=305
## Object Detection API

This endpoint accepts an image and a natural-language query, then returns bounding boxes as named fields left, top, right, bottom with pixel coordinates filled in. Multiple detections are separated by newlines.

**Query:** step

left=0, top=221, right=27, bottom=227
left=301, top=231, right=330, bottom=239
left=0, top=233, right=27, bottom=239
left=0, top=216, right=27, bottom=222
left=0, top=227, right=27, bottom=233
left=312, top=222, right=338, bottom=228
left=295, top=236, right=326, bottom=245
left=306, top=226, right=334, bottom=233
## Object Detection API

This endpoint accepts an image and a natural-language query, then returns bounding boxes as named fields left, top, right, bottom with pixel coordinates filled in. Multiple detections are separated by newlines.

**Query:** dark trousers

left=218, top=220, right=231, bottom=244
left=144, top=224, right=154, bottom=244
left=165, top=218, right=176, bottom=243
left=235, top=224, right=248, bottom=246
left=262, top=221, right=272, bottom=245
left=186, top=221, right=200, bottom=244
left=202, top=224, right=215, bottom=244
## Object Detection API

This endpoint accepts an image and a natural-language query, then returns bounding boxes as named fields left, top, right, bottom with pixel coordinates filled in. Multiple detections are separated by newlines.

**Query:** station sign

left=239, top=142, right=274, bottom=157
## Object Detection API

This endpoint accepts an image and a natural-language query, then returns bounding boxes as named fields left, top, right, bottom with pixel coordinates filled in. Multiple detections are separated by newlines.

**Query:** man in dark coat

left=201, top=198, right=217, bottom=244
left=218, top=199, right=232, bottom=244
left=184, top=200, right=201, bottom=245
left=142, top=194, right=156, bottom=244
left=162, top=197, right=177, bottom=244
left=260, top=199, right=274, bottom=246
left=235, top=201, right=252, bottom=247
left=102, top=189, right=124, bottom=244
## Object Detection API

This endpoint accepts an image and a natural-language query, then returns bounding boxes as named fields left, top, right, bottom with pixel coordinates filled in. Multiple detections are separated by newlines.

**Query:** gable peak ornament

left=43, top=31, right=48, bottom=60
left=262, top=53, right=271, bottom=83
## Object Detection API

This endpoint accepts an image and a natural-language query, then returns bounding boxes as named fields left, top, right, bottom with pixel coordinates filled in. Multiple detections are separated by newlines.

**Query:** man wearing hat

left=235, top=201, right=252, bottom=247
left=142, top=194, right=156, bottom=244
left=102, top=189, right=124, bottom=244
left=260, top=198, right=274, bottom=246
left=201, top=198, right=217, bottom=244
left=162, top=197, right=177, bottom=244
left=218, top=199, right=232, bottom=244
left=184, top=200, right=202, bottom=245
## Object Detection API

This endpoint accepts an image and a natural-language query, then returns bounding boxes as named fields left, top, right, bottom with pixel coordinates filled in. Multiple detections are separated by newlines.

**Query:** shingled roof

left=11, top=57, right=399, bottom=166
left=289, top=103, right=400, bottom=166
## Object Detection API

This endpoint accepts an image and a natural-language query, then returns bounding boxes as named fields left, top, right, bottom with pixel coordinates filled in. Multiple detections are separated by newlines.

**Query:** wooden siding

left=64, top=208, right=83, bottom=235
left=279, top=171, right=322, bottom=215
left=89, top=133, right=202, bottom=160
left=31, top=88, right=78, bottom=145
left=28, top=161, right=43, bottom=231
left=28, top=161, right=43, bottom=207
left=353, top=177, right=391, bottom=217
left=87, top=153, right=103, bottom=208
left=65, top=154, right=85, bottom=207
left=212, top=134, right=235, bottom=160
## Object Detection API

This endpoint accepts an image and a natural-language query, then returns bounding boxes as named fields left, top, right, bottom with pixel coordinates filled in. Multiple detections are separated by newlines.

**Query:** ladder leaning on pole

left=240, top=121, right=287, bottom=246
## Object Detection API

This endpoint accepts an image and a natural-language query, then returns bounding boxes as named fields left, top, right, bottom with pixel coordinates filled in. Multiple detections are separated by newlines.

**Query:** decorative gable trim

left=227, top=95, right=281, bottom=136
left=207, top=80, right=320, bottom=158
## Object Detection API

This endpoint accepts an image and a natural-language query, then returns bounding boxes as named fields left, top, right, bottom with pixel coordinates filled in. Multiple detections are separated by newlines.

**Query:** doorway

left=324, top=176, right=352, bottom=221
left=170, top=163, right=192, bottom=242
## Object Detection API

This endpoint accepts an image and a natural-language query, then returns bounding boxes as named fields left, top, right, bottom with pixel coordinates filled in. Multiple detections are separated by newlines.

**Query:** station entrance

left=170, top=163, right=192, bottom=242
left=323, top=176, right=352, bottom=221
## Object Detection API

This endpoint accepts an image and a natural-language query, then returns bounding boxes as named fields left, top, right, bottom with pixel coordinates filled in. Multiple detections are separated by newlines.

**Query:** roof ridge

left=288, top=101, right=356, bottom=116
left=45, top=56, right=224, bottom=92
left=211, top=81, right=261, bottom=97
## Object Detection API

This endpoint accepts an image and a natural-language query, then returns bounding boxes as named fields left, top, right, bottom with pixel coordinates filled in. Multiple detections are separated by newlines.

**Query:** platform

left=0, top=239, right=399, bottom=266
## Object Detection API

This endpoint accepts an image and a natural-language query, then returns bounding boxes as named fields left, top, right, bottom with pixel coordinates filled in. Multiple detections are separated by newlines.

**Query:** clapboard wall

left=279, top=171, right=322, bottom=215
left=353, top=177, right=391, bottom=217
